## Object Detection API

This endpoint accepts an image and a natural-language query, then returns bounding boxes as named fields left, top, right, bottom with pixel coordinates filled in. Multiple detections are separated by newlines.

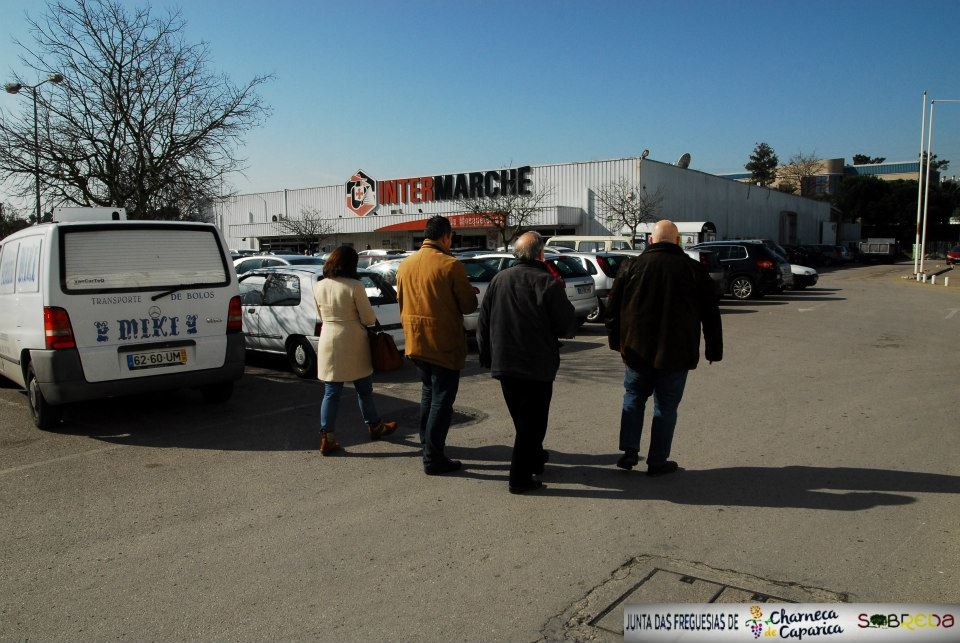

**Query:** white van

left=0, top=214, right=245, bottom=428
left=545, top=235, right=639, bottom=253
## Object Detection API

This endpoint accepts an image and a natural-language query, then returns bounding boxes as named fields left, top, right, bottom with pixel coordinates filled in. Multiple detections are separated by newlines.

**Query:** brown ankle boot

left=368, top=420, right=397, bottom=440
left=319, top=431, right=342, bottom=455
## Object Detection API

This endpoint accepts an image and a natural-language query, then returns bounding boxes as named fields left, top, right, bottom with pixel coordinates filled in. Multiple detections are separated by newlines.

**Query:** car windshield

left=546, top=256, right=590, bottom=277
left=287, top=257, right=326, bottom=265
left=460, top=258, right=500, bottom=282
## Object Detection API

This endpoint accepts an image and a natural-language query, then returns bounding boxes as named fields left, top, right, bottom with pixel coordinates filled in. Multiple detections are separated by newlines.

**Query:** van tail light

left=472, top=286, right=480, bottom=294
left=44, top=307, right=76, bottom=350
left=314, top=322, right=323, bottom=336
left=756, top=259, right=774, bottom=270
left=226, top=296, right=243, bottom=333
left=545, top=261, right=566, bottom=285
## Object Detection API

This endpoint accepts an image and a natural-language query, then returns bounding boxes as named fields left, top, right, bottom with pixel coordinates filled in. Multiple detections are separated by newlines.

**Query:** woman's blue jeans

left=320, top=375, right=380, bottom=433
left=619, top=364, right=688, bottom=464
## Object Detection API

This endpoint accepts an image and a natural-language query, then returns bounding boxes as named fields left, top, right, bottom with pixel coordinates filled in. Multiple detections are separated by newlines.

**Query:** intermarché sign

left=345, top=166, right=533, bottom=217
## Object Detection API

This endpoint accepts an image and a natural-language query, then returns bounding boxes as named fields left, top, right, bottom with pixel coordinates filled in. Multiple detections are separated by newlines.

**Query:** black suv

left=689, top=241, right=789, bottom=300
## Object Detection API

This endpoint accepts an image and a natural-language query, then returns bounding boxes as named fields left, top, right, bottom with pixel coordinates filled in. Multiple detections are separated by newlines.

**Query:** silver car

left=233, top=254, right=325, bottom=275
left=237, top=266, right=404, bottom=378
left=558, top=252, right=634, bottom=322
left=473, top=253, right=596, bottom=325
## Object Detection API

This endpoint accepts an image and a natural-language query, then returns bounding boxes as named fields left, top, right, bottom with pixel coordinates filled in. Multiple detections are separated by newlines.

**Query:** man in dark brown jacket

left=605, top=220, right=722, bottom=476
left=396, top=216, right=478, bottom=475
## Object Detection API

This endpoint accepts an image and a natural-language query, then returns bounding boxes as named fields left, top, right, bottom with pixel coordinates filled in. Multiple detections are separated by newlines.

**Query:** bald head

left=651, top=220, right=680, bottom=245
left=513, top=231, right=545, bottom=261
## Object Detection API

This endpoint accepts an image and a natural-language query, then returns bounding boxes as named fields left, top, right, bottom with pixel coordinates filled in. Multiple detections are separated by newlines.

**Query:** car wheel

left=586, top=297, right=604, bottom=323
left=729, top=276, right=755, bottom=300
left=27, top=365, right=62, bottom=430
left=202, top=381, right=234, bottom=404
left=288, top=336, right=316, bottom=378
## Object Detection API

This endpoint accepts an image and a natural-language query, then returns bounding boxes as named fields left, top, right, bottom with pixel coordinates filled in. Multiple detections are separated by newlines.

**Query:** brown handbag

left=368, top=324, right=404, bottom=372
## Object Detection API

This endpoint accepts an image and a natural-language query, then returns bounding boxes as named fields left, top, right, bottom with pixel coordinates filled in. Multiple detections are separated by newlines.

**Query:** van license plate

left=577, top=285, right=592, bottom=294
left=126, top=348, right=187, bottom=370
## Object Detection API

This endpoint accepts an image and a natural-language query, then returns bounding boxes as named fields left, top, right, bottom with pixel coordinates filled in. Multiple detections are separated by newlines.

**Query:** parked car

left=790, top=264, right=819, bottom=289
left=233, top=254, right=325, bottom=275
left=474, top=253, right=596, bottom=324
left=365, top=257, right=406, bottom=285
left=357, top=249, right=409, bottom=269
left=689, top=241, right=788, bottom=300
left=237, top=266, right=403, bottom=378
left=807, top=244, right=846, bottom=267
left=458, top=258, right=501, bottom=333
left=947, top=245, right=960, bottom=265
left=560, top=252, right=634, bottom=322
left=681, top=248, right=725, bottom=298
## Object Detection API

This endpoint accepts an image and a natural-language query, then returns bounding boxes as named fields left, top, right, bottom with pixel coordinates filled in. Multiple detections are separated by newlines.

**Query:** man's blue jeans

left=619, top=363, right=689, bottom=464
left=320, top=376, right=380, bottom=433
left=412, top=358, right=461, bottom=466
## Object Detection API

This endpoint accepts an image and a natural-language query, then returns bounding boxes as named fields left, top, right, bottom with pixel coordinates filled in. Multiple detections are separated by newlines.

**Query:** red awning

left=375, top=213, right=504, bottom=232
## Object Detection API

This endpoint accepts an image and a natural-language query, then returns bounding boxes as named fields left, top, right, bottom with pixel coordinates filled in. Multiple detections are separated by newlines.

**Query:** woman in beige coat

left=315, top=246, right=397, bottom=455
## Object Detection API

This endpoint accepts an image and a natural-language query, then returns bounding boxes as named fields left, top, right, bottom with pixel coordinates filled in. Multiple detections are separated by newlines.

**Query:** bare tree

left=778, top=151, right=822, bottom=196
left=593, top=178, right=664, bottom=243
left=0, top=202, right=31, bottom=239
left=274, top=207, right=337, bottom=252
left=455, top=184, right=553, bottom=249
left=0, top=0, right=271, bottom=220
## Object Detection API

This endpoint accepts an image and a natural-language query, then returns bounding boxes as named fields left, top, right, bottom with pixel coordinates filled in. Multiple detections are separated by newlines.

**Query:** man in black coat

left=606, top=220, right=723, bottom=476
left=477, top=231, right=577, bottom=494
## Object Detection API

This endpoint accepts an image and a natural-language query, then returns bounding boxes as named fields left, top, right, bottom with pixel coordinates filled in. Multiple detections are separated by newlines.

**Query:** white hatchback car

left=237, top=266, right=404, bottom=378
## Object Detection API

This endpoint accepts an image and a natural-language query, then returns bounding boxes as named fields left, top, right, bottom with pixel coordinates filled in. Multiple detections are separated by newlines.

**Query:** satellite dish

left=641, top=149, right=650, bottom=159
left=676, top=153, right=691, bottom=169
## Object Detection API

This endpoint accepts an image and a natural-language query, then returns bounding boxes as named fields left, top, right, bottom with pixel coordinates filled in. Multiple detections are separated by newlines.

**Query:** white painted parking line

left=797, top=304, right=824, bottom=312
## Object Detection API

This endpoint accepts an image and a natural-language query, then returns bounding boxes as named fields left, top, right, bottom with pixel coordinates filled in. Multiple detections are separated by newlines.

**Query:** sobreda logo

left=346, top=170, right=377, bottom=217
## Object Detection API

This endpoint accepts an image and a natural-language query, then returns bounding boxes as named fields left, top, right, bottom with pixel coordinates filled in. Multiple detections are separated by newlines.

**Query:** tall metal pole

left=920, top=99, right=960, bottom=276
left=31, top=85, right=41, bottom=222
left=913, top=91, right=926, bottom=274
left=5, top=73, right=63, bottom=222
left=920, top=101, right=935, bottom=275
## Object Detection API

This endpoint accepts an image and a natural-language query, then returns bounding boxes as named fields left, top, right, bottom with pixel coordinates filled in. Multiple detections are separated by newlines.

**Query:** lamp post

left=4, top=73, right=65, bottom=221
left=919, top=99, right=960, bottom=275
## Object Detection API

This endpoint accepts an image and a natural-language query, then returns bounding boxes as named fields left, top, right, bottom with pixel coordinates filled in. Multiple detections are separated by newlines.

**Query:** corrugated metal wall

left=215, top=156, right=831, bottom=250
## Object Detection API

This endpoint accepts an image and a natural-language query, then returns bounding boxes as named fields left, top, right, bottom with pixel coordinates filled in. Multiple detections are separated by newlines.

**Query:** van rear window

left=62, top=227, right=228, bottom=292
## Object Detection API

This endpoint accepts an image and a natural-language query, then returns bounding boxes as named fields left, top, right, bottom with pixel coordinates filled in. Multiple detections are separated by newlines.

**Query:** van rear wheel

left=288, top=337, right=316, bottom=378
left=27, top=365, right=62, bottom=430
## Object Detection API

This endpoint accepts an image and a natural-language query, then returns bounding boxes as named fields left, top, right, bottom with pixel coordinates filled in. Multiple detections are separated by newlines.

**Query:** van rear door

left=53, top=223, right=235, bottom=382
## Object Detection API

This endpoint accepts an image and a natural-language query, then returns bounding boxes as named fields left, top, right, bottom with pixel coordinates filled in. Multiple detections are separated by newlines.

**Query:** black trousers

left=498, top=377, right=553, bottom=485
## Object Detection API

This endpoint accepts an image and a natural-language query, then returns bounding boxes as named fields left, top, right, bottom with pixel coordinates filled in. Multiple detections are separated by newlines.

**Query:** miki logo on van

left=95, top=314, right=198, bottom=342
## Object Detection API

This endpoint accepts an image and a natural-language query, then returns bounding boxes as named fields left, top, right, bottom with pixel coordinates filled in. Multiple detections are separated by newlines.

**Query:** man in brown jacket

left=396, top=216, right=478, bottom=475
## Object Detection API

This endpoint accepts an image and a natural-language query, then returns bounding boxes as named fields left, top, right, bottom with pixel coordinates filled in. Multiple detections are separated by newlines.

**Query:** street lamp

left=5, top=72, right=65, bottom=222
left=919, top=98, right=960, bottom=275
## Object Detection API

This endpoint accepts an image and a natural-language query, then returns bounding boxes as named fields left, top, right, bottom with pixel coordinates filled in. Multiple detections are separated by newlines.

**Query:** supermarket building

left=214, top=154, right=832, bottom=253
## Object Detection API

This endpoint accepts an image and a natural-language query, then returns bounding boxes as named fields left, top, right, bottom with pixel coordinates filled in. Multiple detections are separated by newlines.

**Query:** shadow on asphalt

left=512, top=463, right=956, bottom=510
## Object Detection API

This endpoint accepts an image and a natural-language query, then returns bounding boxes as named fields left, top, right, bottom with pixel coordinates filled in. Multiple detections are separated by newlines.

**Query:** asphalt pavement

left=1, top=261, right=958, bottom=641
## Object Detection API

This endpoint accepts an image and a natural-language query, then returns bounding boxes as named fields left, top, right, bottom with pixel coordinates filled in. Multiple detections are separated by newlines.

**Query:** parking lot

left=1, top=262, right=958, bottom=641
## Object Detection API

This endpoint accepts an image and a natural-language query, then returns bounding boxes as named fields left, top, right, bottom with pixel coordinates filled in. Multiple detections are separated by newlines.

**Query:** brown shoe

left=368, top=420, right=397, bottom=440
left=319, top=431, right=342, bottom=455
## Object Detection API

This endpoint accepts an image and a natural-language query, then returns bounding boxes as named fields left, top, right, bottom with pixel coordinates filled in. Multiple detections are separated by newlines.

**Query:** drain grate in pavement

left=399, top=406, right=487, bottom=427
left=541, top=555, right=849, bottom=642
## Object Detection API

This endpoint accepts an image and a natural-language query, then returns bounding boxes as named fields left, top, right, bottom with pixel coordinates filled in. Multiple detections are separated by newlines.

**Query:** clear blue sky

left=2, top=0, right=959, bottom=200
